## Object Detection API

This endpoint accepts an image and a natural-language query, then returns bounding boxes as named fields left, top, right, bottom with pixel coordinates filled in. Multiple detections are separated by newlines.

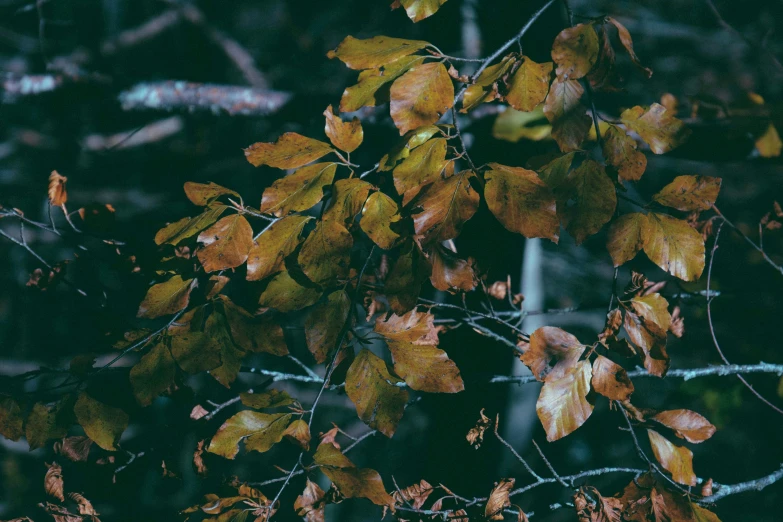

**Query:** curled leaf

left=48, top=171, right=67, bottom=206
left=485, top=478, right=514, bottom=520
left=45, top=462, right=65, bottom=502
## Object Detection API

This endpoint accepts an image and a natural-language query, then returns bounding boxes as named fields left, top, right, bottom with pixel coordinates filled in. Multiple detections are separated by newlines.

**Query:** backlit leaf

left=652, top=175, right=721, bottom=211
left=755, top=123, right=782, bottom=158
left=603, top=125, right=646, bottom=181
left=196, top=214, right=253, bottom=273
left=48, top=170, right=68, bottom=206
left=647, top=429, right=697, bottom=486
left=361, top=191, right=402, bottom=250
left=74, top=392, right=128, bottom=451
left=258, top=271, right=322, bottom=312
left=492, top=106, right=551, bottom=143
left=606, top=212, right=646, bottom=267
left=246, top=215, right=311, bottom=281
left=327, top=35, right=429, bottom=70
left=521, top=326, right=585, bottom=382
left=399, top=0, right=447, bottom=22
left=485, top=478, right=514, bottom=520
left=411, top=170, right=479, bottom=243
left=299, top=220, right=353, bottom=285
left=345, top=349, right=408, bottom=437
left=484, top=163, right=559, bottom=241
left=259, top=163, right=337, bottom=217
left=154, top=206, right=226, bottom=246
left=506, top=57, right=553, bottom=112
left=323, top=105, right=363, bottom=153
left=245, top=133, right=333, bottom=169
left=537, top=360, right=594, bottom=441
left=620, top=104, right=690, bottom=155
left=558, top=160, right=617, bottom=244
left=283, top=419, right=311, bottom=450
left=305, top=290, right=351, bottom=363
left=221, top=296, right=288, bottom=355
left=642, top=212, right=705, bottom=281
left=313, top=441, right=395, bottom=505
left=551, top=23, right=599, bottom=80
left=543, top=78, right=584, bottom=123
left=340, top=55, right=426, bottom=113
left=624, top=294, right=670, bottom=377
left=591, top=355, right=634, bottom=401
left=393, top=137, right=449, bottom=204
left=294, top=479, right=326, bottom=522
left=183, top=182, right=238, bottom=207
left=207, top=411, right=291, bottom=459
left=652, top=409, right=716, bottom=443
left=129, top=343, right=177, bottom=406
left=390, top=62, right=455, bottom=135
left=137, top=275, right=194, bottom=319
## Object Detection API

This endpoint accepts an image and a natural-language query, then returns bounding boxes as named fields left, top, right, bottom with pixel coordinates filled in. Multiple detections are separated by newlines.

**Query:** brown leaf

left=558, top=160, right=617, bottom=244
left=642, top=212, right=705, bottom=281
left=390, top=62, right=455, bottom=135
left=574, top=486, right=622, bottom=522
left=260, top=163, right=337, bottom=217
left=621, top=103, right=691, bottom=154
left=340, top=55, right=425, bottom=113
left=537, top=360, right=594, bottom=441
left=393, top=479, right=433, bottom=509
left=45, top=462, right=65, bottom=502
left=551, top=24, right=599, bottom=80
left=53, top=436, right=92, bottom=463
left=506, top=57, right=553, bottom=112
left=484, top=162, right=559, bottom=241
left=652, top=175, right=722, bottom=212
left=68, top=492, right=98, bottom=515
left=591, top=355, right=634, bottom=401
left=411, top=170, right=479, bottom=244
left=136, top=275, right=194, bottom=319
left=48, top=171, right=68, bottom=206
left=305, top=290, right=351, bottom=363
left=319, top=427, right=341, bottom=449
left=466, top=408, right=491, bottom=448
left=461, top=55, right=516, bottom=112
left=606, top=213, right=647, bottom=267
left=183, top=181, right=238, bottom=207
left=669, top=306, right=685, bottom=338
left=196, top=214, right=253, bottom=272
left=399, top=0, right=447, bottom=22
left=603, top=125, right=647, bottom=181
left=283, top=419, right=311, bottom=450
left=323, top=105, right=363, bottom=153
left=485, top=478, right=514, bottom=520
left=598, top=309, right=623, bottom=343
left=385, top=240, right=431, bottom=314
left=624, top=293, right=671, bottom=377
left=652, top=409, right=716, bottom=444
left=244, top=132, right=333, bottom=169
left=361, top=191, right=402, bottom=250
left=190, top=405, right=209, bottom=421
left=246, top=215, right=311, bottom=281
left=647, top=429, right=697, bottom=486
left=543, top=77, right=584, bottom=122
left=207, top=411, right=292, bottom=459
left=221, top=296, right=288, bottom=355
left=313, top=442, right=394, bottom=506
left=606, top=18, right=652, bottom=78
left=295, top=479, right=326, bottom=522
left=345, top=349, right=408, bottom=437
left=429, top=244, right=477, bottom=293
left=327, top=35, right=429, bottom=70
left=299, top=219, right=353, bottom=285
left=521, top=326, right=586, bottom=382
left=204, top=274, right=229, bottom=299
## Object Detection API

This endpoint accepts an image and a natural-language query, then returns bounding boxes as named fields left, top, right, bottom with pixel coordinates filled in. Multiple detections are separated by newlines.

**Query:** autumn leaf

left=466, top=408, right=491, bottom=448
left=606, top=18, right=653, bottom=78
left=196, top=214, right=253, bottom=272
left=755, top=123, right=782, bottom=158
left=169, top=329, right=223, bottom=375
left=647, top=429, right=697, bottom=486
left=606, top=213, right=647, bottom=267
left=240, top=389, right=295, bottom=410
left=620, top=103, right=690, bottom=154
left=461, top=55, right=516, bottom=112
left=558, top=160, right=617, bottom=244
left=74, top=392, right=129, bottom=451
left=652, top=409, right=716, bottom=444
left=313, top=441, right=394, bottom=506
left=299, top=219, right=353, bottom=285
left=380, top=124, right=442, bottom=171
left=484, top=163, right=559, bottom=241
left=246, top=215, right=311, bottom=281
left=390, top=62, right=454, bottom=135
left=361, top=191, right=402, bottom=250
left=154, top=206, right=226, bottom=246
left=244, top=132, right=333, bottom=169
left=393, top=137, right=449, bottom=203
left=129, top=343, right=177, bottom=406
left=295, top=479, right=326, bottom=522
left=385, top=240, right=431, bottom=314
left=603, top=125, right=647, bottom=181
left=137, top=275, right=194, bottom=319
left=221, top=296, right=288, bottom=355
left=207, top=411, right=292, bottom=459
left=492, top=106, right=551, bottom=143
left=283, top=419, right=311, bottom=450
left=258, top=271, right=322, bottom=312
left=340, top=55, right=426, bottom=113
left=652, top=175, right=722, bottom=211
left=304, top=290, right=351, bottom=363
left=393, top=479, right=433, bottom=509
left=411, top=170, right=479, bottom=243
left=521, top=326, right=586, bottom=382
left=48, top=171, right=67, bottom=206
left=327, top=35, right=429, bottom=70
left=485, top=478, right=514, bottom=520
left=45, top=462, right=65, bottom=502
left=322, top=178, right=373, bottom=226
left=551, top=24, right=599, bottom=80
left=259, top=162, right=337, bottom=217
left=536, top=361, right=594, bottom=441
left=591, top=355, right=634, bottom=401
left=323, top=105, right=363, bottom=152
left=25, top=399, right=73, bottom=450
left=183, top=181, right=238, bottom=207
left=544, top=78, right=591, bottom=151
left=0, top=397, right=24, bottom=441
left=345, top=349, right=408, bottom=437
left=506, top=57, right=553, bottom=112
left=642, top=212, right=705, bottom=281
left=536, top=151, right=576, bottom=189
left=429, top=244, right=477, bottom=293
left=202, top=311, right=246, bottom=388
left=398, top=0, right=447, bottom=22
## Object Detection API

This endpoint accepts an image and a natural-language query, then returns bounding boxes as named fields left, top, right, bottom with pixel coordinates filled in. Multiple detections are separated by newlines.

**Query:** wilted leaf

left=295, top=479, right=326, bottom=522
left=299, top=220, right=353, bottom=285
left=492, top=106, right=551, bottom=143
left=399, top=0, right=447, bottom=22
left=340, top=55, right=425, bottom=113
left=361, top=191, right=402, bottom=249
left=207, top=411, right=292, bottom=459
left=390, top=62, right=454, bottom=135
left=137, top=275, right=194, bottom=319
left=48, top=171, right=68, bottom=206
left=652, top=175, right=722, bottom=211
left=246, top=215, right=311, bottom=281
left=603, top=125, right=646, bottom=181
left=591, top=355, right=634, bottom=401
left=68, top=492, right=98, bottom=516
left=327, top=35, right=429, bottom=70
left=323, top=178, right=373, bottom=227
left=258, top=271, right=322, bottom=312
left=130, top=343, right=177, bottom=406
left=466, top=408, right=491, bottom=448
left=652, top=410, right=716, bottom=444
left=429, top=244, right=477, bottom=293
left=647, top=429, right=697, bottom=486
left=537, top=361, right=594, bottom=441
left=45, top=462, right=65, bottom=502
left=521, top=326, right=585, bottom=382
left=283, top=419, right=311, bottom=450
left=196, top=214, right=253, bottom=273
left=323, top=105, right=363, bottom=153
left=485, top=163, right=559, bottom=241
left=551, top=24, right=599, bottom=80
left=621, top=103, right=690, bottom=154
left=260, top=163, right=337, bottom=217
left=642, top=212, right=705, bottom=281
left=221, top=296, right=287, bottom=355
left=623, top=304, right=669, bottom=377
left=0, top=397, right=24, bottom=441
left=411, top=170, right=479, bottom=243
left=485, top=478, right=514, bottom=520
left=606, top=18, right=653, bottom=78
left=606, top=213, right=647, bottom=267
left=393, top=479, right=433, bottom=509
left=558, top=160, right=617, bottom=244
left=313, top=441, right=395, bottom=505
left=184, top=182, right=238, bottom=207
left=240, top=389, right=295, bottom=410
left=53, top=436, right=92, bottom=463
left=305, top=290, right=351, bottom=363
left=506, top=57, right=553, bottom=112
left=345, top=349, right=408, bottom=437
left=245, top=133, right=333, bottom=169
left=393, top=137, right=449, bottom=202
left=74, top=392, right=128, bottom=451
left=154, top=206, right=226, bottom=246
left=461, top=55, right=516, bottom=112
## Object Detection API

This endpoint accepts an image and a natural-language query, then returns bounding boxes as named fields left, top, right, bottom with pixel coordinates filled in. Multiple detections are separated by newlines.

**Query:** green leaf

left=136, top=275, right=194, bottom=319
left=327, top=35, right=429, bottom=70
left=240, top=390, right=296, bottom=410
left=246, top=215, right=311, bottom=281
left=346, top=349, right=408, bottom=437
left=260, top=163, right=337, bottom=217
left=244, top=133, right=333, bottom=169
left=74, top=392, right=128, bottom=451
left=170, top=330, right=223, bottom=375
left=129, top=343, right=177, bottom=406
left=207, top=411, right=291, bottom=459
left=154, top=206, right=226, bottom=246
left=313, top=442, right=394, bottom=506
left=305, top=290, right=351, bottom=363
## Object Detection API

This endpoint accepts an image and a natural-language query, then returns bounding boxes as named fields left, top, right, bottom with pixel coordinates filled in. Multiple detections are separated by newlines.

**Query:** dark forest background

left=1, top=0, right=782, bottom=520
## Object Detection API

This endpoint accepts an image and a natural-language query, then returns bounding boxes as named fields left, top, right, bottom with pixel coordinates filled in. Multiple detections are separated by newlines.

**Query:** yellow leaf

left=74, top=392, right=128, bottom=451
left=323, top=105, right=363, bottom=153
left=642, top=212, right=705, bottom=281
left=244, top=132, right=332, bottom=169
left=606, top=213, right=647, bottom=267
left=136, top=275, right=194, bottom=319
left=327, top=35, right=429, bottom=70
left=506, top=57, right=553, bottom=112
left=260, top=163, right=337, bottom=217
left=652, top=175, right=722, bottom=211
left=207, top=411, right=291, bottom=459
left=620, top=103, right=690, bottom=154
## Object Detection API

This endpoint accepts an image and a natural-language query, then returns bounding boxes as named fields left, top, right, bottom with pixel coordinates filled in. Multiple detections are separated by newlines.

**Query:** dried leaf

left=485, top=478, right=514, bottom=520
left=283, top=419, right=311, bottom=450
left=551, top=24, right=599, bottom=80
left=299, top=220, right=353, bottom=285
left=313, top=441, right=394, bottom=506
left=429, top=244, right=477, bottom=293
left=183, top=181, right=238, bottom=207
left=411, top=170, right=479, bottom=243
left=190, top=405, right=209, bottom=420
left=245, top=133, right=333, bottom=169
left=393, top=479, right=433, bottom=509
left=45, top=462, right=65, bottom=502
left=53, top=436, right=92, bottom=463
left=246, top=215, right=311, bottom=281
left=361, top=191, right=402, bottom=250
left=258, top=271, right=322, bottom=312
left=537, top=361, right=594, bottom=441
left=621, top=103, right=690, bottom=154
left=652, top=175, right=722, bottom=212
left=606, top=18, right=653, bottom=78
left=48, top=171, right=68, bottom=206
left=305, top=290, right=351, bottom=363
left=68, top=492, right=98, bottom=515
left=522, top=326, right=585, bottom=382
left=260, top=163, right=337, bottom=217
left=136, top=275, right=194, bottom=319
left=345, top=349, right=408, bottom=437
left=390, top=62, right=455, bottom=135
left=323, top=105, right=363, bottom=153
left=506, top=57, right=553, bottom=112
left=196, top=214, right=253, bottom=272
left=295, top=479, right=326, bottom=522
left=558, top=160, right=617, bottom=244
left=74, top=392, right=129, bottom=451
left=327, top=35, right=429, bottom=70
left=652, top=410, right=716, bottom=443
left=591, top=355, right=634, bottom=401
left=466, top=408, right=491, bottom=448
left=647, top=429, right=697, bottom=486
left=129, top=342, right=177, bottom=406
left=399, top=0, right=447, bottom=22
left=603, top=125, right=647, bottom=181
left=606, top=213, right=647, bottom=267
left=484, top=163, right=559, bottom=241
left=642, top=212, right=705, bottom=281
left=207, top=411, right=292, bottom=459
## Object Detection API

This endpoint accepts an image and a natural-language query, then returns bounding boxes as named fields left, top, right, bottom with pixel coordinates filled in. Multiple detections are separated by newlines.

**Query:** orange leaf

left=652, top=409, right=716, bottom=443
left=536, top=361, right=593, bottom=441
left=390, top=62, right=454, bottom=135
left=591, top=355, right=634, bottom=401
left=196, top=214, right=253, bottom=272
left=323, top=105, right=363, bottom=153
left=48, top=171, right=67, bottom=206
left=647, top=429, right=697, bottom=486
left=521, top=326, right=585, bottom=382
